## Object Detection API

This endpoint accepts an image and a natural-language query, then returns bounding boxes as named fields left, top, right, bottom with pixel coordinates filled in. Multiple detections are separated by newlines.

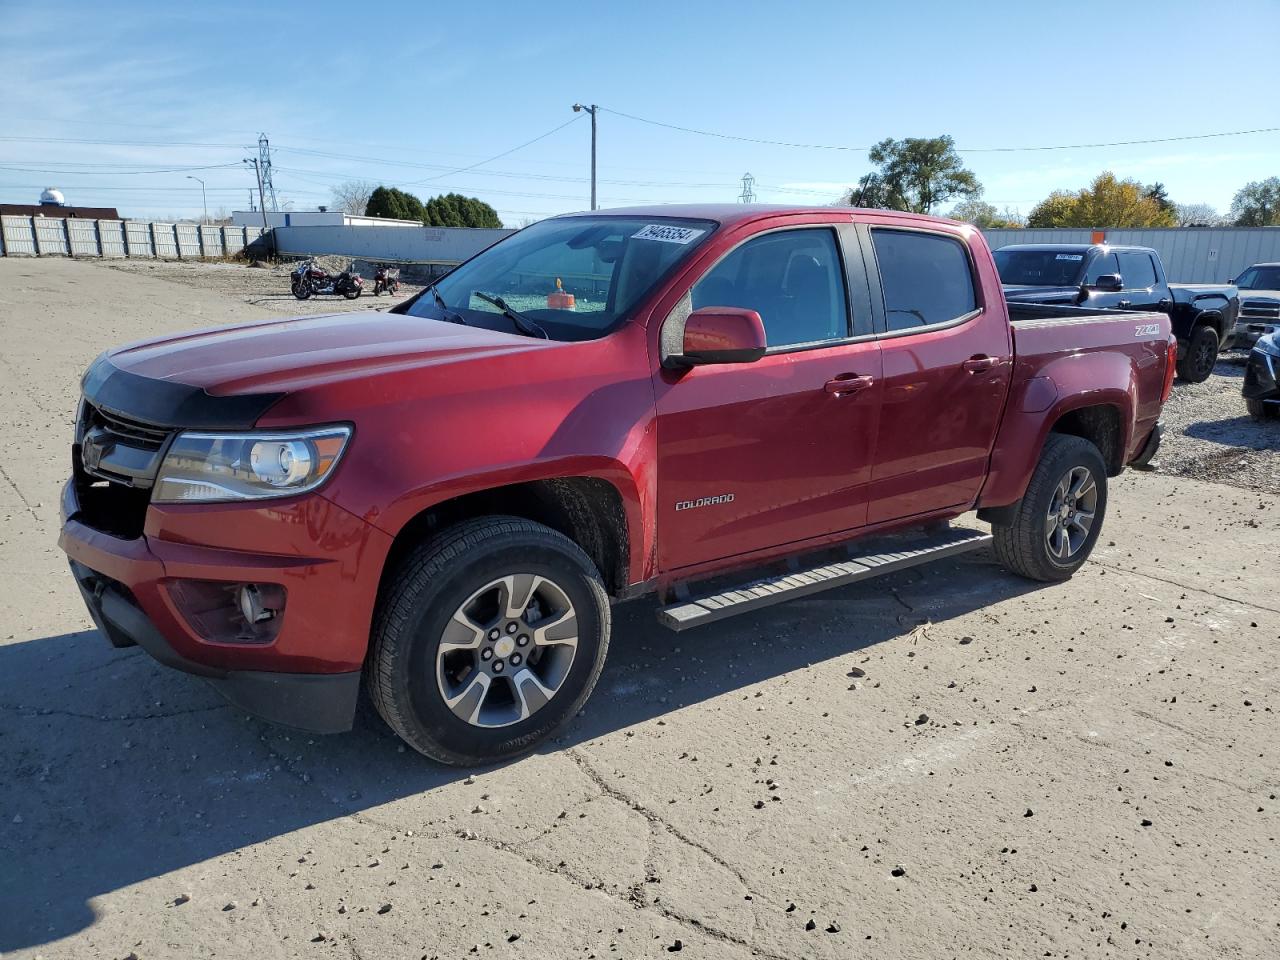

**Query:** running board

left=656, top=527, right=993, bottom=632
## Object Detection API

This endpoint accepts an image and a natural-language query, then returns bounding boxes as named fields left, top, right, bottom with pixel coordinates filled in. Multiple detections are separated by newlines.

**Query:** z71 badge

left=1134, top=323, right=1161, bottom=337
left=675, top=494, right=735, bottom=511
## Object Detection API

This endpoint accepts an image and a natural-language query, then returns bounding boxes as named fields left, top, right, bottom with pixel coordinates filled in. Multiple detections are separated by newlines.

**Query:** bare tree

left=330, top=180, right=377, bottom=216
left=1174, top=202, right=1224, bottom=227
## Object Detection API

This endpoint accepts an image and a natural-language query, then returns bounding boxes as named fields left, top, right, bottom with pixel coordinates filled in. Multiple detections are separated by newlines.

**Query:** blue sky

left=2, top=0, right=1277, bottom=224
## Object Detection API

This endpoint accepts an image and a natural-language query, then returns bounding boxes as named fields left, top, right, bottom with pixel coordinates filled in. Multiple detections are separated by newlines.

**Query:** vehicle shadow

left=1183, top=415, right=1279, bottom=448
left=0, top=548, right=1044, bottom=951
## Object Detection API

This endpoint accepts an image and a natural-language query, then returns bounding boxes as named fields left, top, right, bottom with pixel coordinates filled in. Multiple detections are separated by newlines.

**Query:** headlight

left=153, top=426, right=351, bottom=503
left=1255, top=335, right=1280, bottom=359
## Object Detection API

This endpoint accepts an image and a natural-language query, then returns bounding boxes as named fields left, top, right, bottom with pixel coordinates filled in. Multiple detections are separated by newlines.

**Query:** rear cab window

left=1116, top=251, right=1157, bottom=290
left=870, top=229, right=977, bottom=332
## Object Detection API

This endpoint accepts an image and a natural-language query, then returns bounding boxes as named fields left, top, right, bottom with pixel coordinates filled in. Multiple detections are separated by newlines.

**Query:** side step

left=656, top=527, right=993, bottom=632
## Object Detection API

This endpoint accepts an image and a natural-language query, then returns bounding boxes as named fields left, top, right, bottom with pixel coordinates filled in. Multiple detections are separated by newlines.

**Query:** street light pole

left=186, top=175, right=207, bottom=224
left=572, top=103, right=598, bottom=210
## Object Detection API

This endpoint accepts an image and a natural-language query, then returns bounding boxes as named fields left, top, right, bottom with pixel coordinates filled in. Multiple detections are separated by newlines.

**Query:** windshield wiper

left=428, top=283, right=467, bottom=325
left=472, top=291, right=550, bottom=339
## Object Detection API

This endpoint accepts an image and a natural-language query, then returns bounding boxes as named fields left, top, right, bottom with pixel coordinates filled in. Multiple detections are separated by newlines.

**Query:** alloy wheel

left=1045, top=465, right=1098, bottom=562
left=435, top=574, right=579, bottom=728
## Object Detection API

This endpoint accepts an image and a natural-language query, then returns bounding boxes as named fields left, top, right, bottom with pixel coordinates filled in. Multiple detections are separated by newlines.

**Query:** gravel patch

left=101, top=257, right=424, bottom=314
left=1153, top=351, right=1280, bottom=494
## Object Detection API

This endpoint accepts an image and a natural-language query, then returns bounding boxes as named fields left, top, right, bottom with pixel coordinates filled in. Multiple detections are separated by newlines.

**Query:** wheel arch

left=377, top=475, right=633, bottom=602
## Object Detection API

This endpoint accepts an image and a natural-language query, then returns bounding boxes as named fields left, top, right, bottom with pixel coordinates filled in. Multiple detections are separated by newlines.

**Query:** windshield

left=1236, top=265, right=1280, bottom=290
left=994, top=249, right=1088, bottom=287
left=402, top=216, right=716, bottom=340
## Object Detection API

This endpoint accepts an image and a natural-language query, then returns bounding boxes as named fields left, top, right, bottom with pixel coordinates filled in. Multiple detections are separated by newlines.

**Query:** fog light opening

left=238, top=584, right=278, bottom=625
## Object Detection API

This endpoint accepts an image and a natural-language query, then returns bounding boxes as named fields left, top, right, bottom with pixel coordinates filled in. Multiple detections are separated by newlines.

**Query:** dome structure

left=39, top=187, right=66, bottom=206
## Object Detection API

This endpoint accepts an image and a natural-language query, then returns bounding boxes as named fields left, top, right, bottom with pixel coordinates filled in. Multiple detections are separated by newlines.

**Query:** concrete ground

left=1, top=257, right=1277, bottom=960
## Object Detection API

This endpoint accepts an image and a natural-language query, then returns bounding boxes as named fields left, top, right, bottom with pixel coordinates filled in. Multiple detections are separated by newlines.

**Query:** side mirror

left=664, top=307, right=767, bottom=369
left=1090, top=273, right=1124, bottom=292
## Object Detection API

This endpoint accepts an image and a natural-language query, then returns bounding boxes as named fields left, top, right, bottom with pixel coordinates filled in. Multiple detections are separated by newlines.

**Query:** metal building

left=979, top=227, right=1280, bottom=283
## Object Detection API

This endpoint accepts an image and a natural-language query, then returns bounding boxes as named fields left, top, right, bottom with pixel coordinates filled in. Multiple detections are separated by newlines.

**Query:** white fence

left=0, top=216, right=266, bottom=259
left=273, top=223, right=513, bottom=265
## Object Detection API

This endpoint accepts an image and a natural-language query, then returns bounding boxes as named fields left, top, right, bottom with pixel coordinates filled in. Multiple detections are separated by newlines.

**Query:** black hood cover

left=81, top=354, right=283, bottom=430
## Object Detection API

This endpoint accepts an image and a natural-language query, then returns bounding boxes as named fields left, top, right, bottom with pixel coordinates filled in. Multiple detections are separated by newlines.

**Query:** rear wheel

left=367, top=517, right=610, bottom=765
left=992, top=434, right=1108, bottom=582
left=1246, top=397, right=1278, bottom=421
left=1176, top=324, right=1218, bottom=383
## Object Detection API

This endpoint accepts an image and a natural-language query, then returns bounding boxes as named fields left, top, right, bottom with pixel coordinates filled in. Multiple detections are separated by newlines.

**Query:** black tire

left=1176, top=324, right=1218, bottom=383
left=1246, top=397, right=1278, bottom=421
left=367, top=517, right=611, bottom=765
left=342, top=284, right=362, bottom=300
left=291, top=280, right=311, bottom=301
left=992, top=434, right=1108, bottom=582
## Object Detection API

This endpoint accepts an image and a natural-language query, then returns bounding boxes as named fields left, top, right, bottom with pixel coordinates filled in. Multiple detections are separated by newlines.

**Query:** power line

left=402, top=114, right=585, bottom=185
left=0, top=161, right=242, bottom=176
left=599, top=108, right=1280, bottom=154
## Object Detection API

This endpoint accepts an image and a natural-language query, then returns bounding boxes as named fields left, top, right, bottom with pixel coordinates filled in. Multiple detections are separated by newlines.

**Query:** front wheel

left=367, top=517, right=611, bottom=765
left=992, top=434, right=1108, bottom=582
left=291, top=279, right=311, bottom=300
left=1176, top=325, right=1219, bottom=383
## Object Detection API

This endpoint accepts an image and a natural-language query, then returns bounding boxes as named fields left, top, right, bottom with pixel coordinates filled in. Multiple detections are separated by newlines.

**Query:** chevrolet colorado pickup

left=60, top=205, right=1177, bottom=764
left=995, top=242, right=1238, bottom=383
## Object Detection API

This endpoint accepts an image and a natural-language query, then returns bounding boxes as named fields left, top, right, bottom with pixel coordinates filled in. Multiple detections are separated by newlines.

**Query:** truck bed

left=1006, top=302, right=1139, bottom=324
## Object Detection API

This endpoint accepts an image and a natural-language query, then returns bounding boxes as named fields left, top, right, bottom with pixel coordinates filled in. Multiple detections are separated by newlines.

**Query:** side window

left=691, top=229, right=848, bottom=348
left=1085, top=252, right=1120, bottom=283
left=871, top=229, right=976, bottom=331
left=1117, top=252, right=1157, bottom=290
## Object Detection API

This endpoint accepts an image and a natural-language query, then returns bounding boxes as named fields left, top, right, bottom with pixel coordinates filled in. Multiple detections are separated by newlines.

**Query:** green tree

left=1230, top=177, right=1280, bottom=226
left=423, top=193, right=502, bottom=228
left=854, top=136, right=981, bottom=214
left=365, top=186, right=425, bottom=221
left=1144, top=182, right=1174, bottom=217
left=1026, top=173, right=1176, bottom=228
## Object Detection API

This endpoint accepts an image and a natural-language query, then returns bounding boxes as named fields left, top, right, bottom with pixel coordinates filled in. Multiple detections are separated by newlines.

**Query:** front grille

left=83, top=403, right=171, bottom=452
left=1241, top=299, right=1280, bottom=320
left=72, top=400, right=175, bottom=540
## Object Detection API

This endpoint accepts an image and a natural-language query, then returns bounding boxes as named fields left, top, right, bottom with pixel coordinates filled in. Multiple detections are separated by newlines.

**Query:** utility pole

left=257, top=133, right=278, bottom=212
left=572, top=103, right=598, bottom=210
left=244, top=157, right=269, bottom=229
left=739, top=173, right=756, bottom=204
left=248, top=188, right=256, bottom=212
left=186, top=175, right=207, bottom=224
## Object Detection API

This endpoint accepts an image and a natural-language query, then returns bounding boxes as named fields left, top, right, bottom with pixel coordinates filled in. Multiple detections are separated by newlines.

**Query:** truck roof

left=561, top=203, right=953, bottom=229
left=997, top=242, right=1158, bottom=256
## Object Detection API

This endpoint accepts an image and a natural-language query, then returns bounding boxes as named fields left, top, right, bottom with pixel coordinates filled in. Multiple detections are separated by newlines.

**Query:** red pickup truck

left=60, top=205, right=1176, bottom=764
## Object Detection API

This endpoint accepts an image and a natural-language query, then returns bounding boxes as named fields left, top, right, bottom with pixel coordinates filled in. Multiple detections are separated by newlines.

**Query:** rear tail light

left=1161, top=335, right=1178, bottom=404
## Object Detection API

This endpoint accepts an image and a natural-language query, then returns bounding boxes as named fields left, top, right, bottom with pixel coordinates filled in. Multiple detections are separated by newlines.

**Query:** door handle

left=824, top=374, right=875, bottom=396
left=1157, top=298, right=1171, bottom=308
left=961, top=355, right=997, bottom=374
left=1118, top=299, right=1132, bottom=308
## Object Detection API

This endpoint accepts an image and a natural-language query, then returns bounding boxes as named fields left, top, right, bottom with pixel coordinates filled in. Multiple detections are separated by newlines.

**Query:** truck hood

left=105, top=311, right=557, bottom=396
left=1001, top=284, right=1081, bottom=305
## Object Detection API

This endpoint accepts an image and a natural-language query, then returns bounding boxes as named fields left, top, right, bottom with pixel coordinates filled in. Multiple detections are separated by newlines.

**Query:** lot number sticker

left=1055, top=254, right=1084, bottom=261
left=632, top=224, right=706, bottom=244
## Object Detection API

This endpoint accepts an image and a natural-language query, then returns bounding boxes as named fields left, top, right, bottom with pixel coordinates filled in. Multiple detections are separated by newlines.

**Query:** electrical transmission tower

left=258, top=134, right=278, bottom=212
left=738, top=173, right=756, bottom=204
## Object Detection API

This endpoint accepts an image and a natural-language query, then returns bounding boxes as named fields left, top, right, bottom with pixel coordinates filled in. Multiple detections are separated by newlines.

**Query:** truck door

left=862, top=225, right=1013, bottom=524
left=1115, top=250, right=1164, bottom=312
left=1082, top=251, right=1126, bottom=308
left=653, top=224, right=883, bottom=571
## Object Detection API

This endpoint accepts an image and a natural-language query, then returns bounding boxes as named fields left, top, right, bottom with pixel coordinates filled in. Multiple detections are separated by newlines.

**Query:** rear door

left=862, top=224, right=1013, bottom=524
left=1115, top=250, right=1163, bottom=311
left=653, top=223, right=883, bottom=570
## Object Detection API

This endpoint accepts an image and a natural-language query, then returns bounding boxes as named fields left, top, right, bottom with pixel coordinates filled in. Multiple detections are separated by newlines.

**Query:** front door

left=654, top=225, right=883, bottom=571
left=1115, top=250, right=1163, bottom=311
left=863, top=225, right=1013, bottom=524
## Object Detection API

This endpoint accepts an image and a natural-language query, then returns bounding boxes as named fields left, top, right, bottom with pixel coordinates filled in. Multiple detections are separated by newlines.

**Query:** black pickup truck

left=995, top=243, right=1239, bottom=383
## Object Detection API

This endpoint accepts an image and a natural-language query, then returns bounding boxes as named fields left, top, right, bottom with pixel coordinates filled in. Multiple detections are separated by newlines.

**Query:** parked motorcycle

left=373, top=264, right=401, bottom=297
left=290, top=259, right=363, bottom=300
